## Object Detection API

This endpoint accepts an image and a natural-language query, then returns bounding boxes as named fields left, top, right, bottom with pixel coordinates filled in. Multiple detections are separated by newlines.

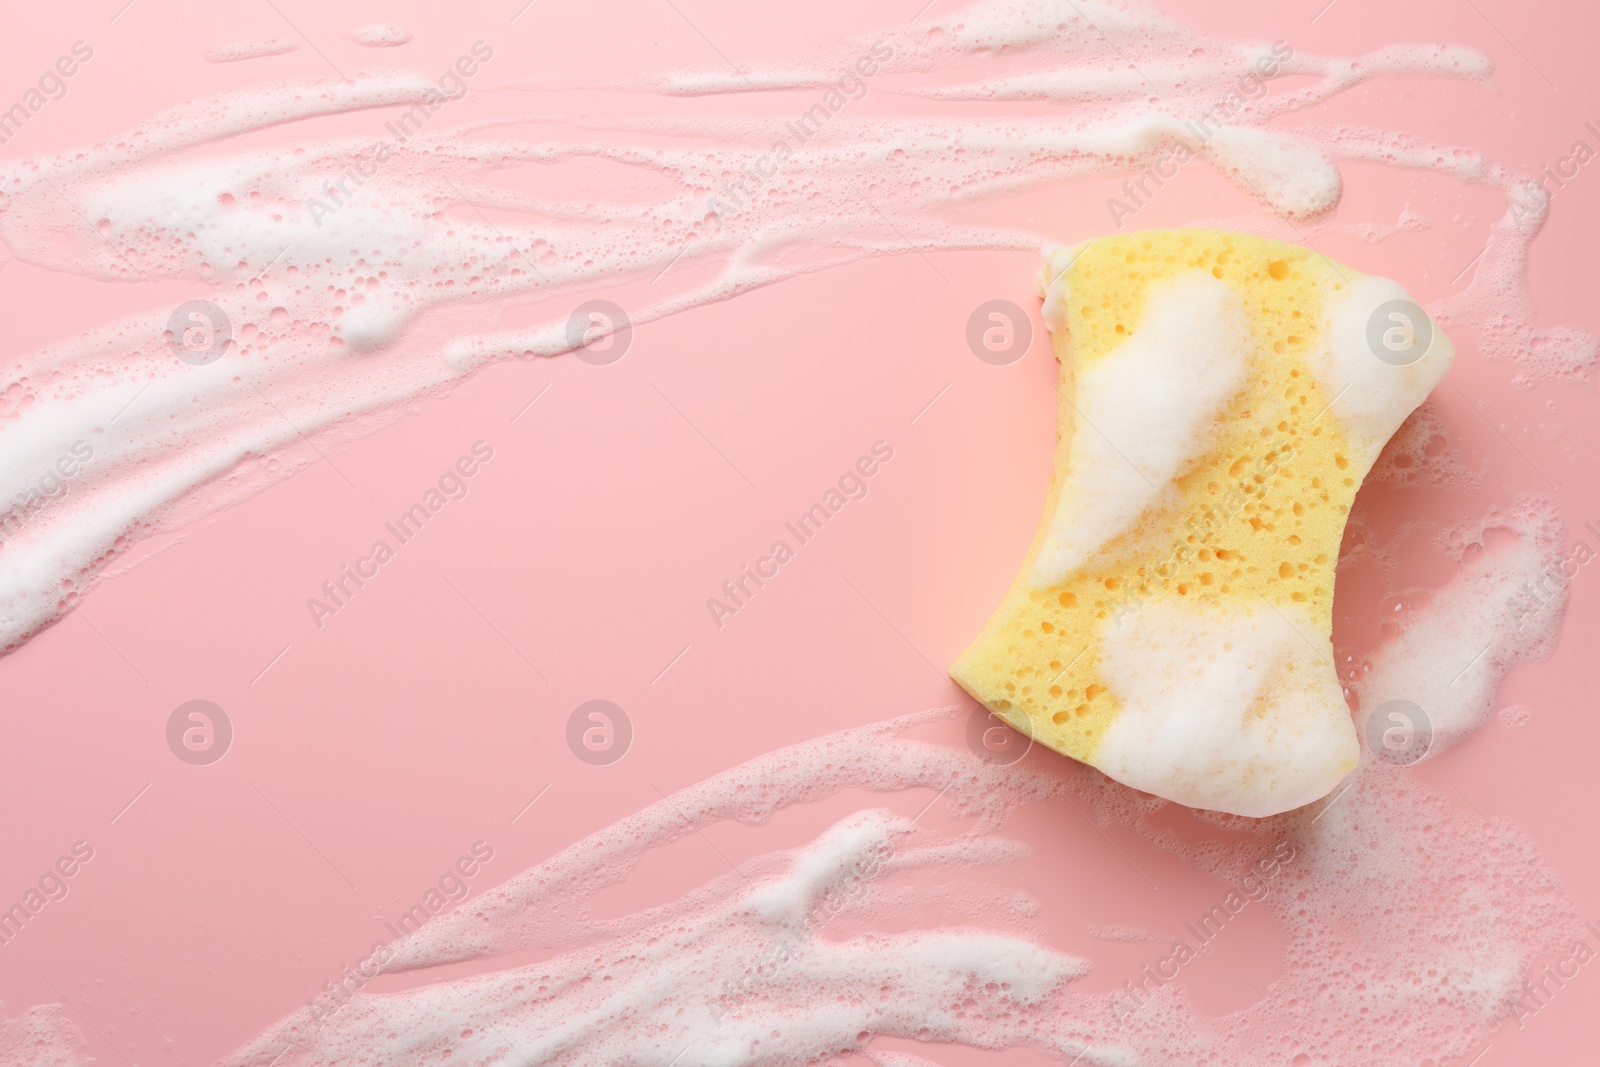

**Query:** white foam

left=1431, top=180, right=1599, bottom=388
left=1028, top=272, right=1252, bottom=587
left=1095, top=599, right=1357, bottom=816
left=1314, top=273, right=1455, bottom=471
left=204, top=40, right=299, bottom=63
left=1036, top=243, right=1078, bottom=332
left=6, top=697, right=1580, bottom=1066
left=348, top=24, right=411, bottom=48
left=0, top=0, right=1576, bottom=652
left=1356, top=498, right=1570, bottom=756
left=1198, top=126, right=1342, bottom=219
left=0, top=1, right=1584, bottom=1063
left=1499, top=703, right=1532, bottom=728
left=0, top=1003, right=93, bottom=1067
left=109, top=708, right=1569, bottom=1067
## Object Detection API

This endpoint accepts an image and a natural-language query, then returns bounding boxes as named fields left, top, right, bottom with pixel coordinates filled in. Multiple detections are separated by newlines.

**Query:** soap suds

left=0, top=1003, right=93, bottom=1067
left=1355, top=498, right=1570, bottom=756
left=1095, top=599, right=1357, bottom=817
left=1499, top=703, right=1532, bottom=728
left=204, top=40, right=300, bottom=63
left=1037, top=243, right=1079, bottom=332
left=1087, top=924, right=1162, bottom=942
left=1030, top=272, right=1252, bottom=586
left=1315, top=273, right=1455, bottom=471
left=0, top=0, right=1583, bottom=652
left=1431, top=181, right=1599, bottom=389
left=348, top=24, right=412, bottom=48
left=123, top=706, right=1579, bottom=1067
left=16, top=692, right=1581, bottom=1065
left=0, top=4, right=1588, bottom=1059
left=1368, top=400, right=1484, bottom=492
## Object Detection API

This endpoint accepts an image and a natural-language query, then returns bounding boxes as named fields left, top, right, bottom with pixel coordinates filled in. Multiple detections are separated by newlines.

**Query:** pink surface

left=1, top=0, right=1596, bottom=1064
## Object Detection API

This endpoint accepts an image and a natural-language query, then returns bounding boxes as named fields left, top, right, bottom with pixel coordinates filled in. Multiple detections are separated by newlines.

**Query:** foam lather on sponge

left=951, top=229, right=1453, bottom=817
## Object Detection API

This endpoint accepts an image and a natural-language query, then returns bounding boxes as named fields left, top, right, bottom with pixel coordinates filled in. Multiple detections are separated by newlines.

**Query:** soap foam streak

left=0, top=0, right=1583, bottom=649
left=187, top=708, right=1583, bottom=1067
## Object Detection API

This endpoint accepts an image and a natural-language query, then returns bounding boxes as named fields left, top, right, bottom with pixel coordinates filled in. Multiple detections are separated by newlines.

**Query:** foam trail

left=1355, top=497, right=1572, bottom=756
left=204, top=40, right=299, bottom=63
left=0, top=0, right=1585, bottom=652
left=191, top=707, right=1579, bottom=1067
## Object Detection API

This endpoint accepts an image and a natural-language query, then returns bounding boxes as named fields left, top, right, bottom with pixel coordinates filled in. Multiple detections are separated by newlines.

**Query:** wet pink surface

left=1, top=0, right=1597, bottom=1063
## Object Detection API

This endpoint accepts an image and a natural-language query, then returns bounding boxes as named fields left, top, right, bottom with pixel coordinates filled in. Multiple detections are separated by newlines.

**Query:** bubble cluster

left=1368, top=400, right=1484, bottom=491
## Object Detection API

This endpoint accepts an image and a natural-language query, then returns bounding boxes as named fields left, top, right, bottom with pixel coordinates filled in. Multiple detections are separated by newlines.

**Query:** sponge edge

left=952, top=229, right=1453, bottom=817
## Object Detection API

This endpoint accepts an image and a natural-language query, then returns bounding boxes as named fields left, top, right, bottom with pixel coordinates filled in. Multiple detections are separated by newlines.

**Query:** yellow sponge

left=951, top=230, right=1452, bottom=816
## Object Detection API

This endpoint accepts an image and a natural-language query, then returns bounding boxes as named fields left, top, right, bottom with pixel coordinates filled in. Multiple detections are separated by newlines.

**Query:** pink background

left=1, top=0, right=1596, bottom=1063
